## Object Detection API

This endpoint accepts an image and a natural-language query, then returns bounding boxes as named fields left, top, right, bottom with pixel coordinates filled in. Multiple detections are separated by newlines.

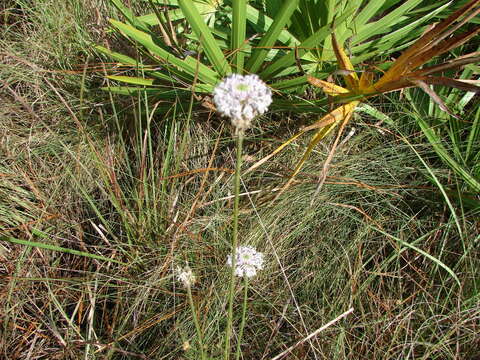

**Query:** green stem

left=224, top=131, right=244, bottom=360
left=187, top=284, right=206, bottom=360
left=235, top=276, right=249, bottom=360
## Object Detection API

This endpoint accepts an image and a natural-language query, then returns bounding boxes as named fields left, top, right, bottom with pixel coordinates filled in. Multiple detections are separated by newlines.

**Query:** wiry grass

left=1, top=1, right=479, bottom=359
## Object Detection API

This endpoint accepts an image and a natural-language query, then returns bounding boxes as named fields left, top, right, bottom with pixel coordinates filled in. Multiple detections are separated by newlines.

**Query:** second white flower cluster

left=177, top=245, right=264, bottom=287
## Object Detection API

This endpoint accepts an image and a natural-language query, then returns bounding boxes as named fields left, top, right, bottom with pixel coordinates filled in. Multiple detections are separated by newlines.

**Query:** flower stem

left=224, top=130, right=244, bottom=360
left=187, top=284, right=206, bottom=360
left=235, top=276, right=249, bottom=360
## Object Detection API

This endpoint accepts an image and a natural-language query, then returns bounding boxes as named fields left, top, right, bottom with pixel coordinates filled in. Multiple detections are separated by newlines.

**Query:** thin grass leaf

left=272, top=73, right=327, bottom=91
left=101, top=86, right=190, bottom=98
left=107, top=75, right=156, bottom=86
left=416, top=116, right=480, bottom=192
left=372, top=227, right=461, bottom=287
left=1, top=235, right=127, bottom=265
left=466, top=105, right=480, bottom=161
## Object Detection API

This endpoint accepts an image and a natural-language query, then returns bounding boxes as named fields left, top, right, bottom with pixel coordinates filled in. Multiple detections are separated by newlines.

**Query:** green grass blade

left=246, top=0, right=300, bottom=74
left=178, top=0, right=231, bottom=77
left=96, top=45, right=145, bottom=66
left=400, top=132, right=464, bottom=237
left=416, top=116, right=480, bottom=192
left=1, top=235, right=127, bottom=265
left=466, top=104, right=480, bottom=162
left=232, top=0, right=247, bottom=73
left=372, top=227, right=460, bottom=287
left=272, top=73, right=326, bottom=91
left=356, top=104, right=394, bottom=126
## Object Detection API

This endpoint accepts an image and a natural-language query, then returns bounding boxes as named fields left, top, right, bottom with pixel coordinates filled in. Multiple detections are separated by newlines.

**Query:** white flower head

left=213, top=74, right=272, bottom=132
left=176, top=265, right=196, bottom=287
left=227, top=245, right=264, bottom=278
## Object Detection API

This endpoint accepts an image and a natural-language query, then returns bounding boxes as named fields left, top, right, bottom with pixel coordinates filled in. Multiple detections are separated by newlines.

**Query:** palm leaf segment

left=248, top=0, right=480, bottom=192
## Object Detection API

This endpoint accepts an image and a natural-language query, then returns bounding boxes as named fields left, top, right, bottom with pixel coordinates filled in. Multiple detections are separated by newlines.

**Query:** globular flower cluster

left=176, top=266, right=196, bottom=287
left=213, top=74, right=272, bottom=131
left=227, top=245, right=264, bottom=278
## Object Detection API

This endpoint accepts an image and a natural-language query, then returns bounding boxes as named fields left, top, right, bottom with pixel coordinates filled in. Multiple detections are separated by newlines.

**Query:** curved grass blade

left=1, top=235, right=127, bottom=265
left=107, top=75, right=156, bottom=86
left=372, top=227, right=460, bottom=287
left=245, top=131, right=306, bottom=175
left=416, top=116, right=480, bottom=192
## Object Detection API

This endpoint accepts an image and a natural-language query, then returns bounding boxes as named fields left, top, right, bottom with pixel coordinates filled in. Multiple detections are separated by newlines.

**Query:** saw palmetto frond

left=248, top=0, right=480, bottom=196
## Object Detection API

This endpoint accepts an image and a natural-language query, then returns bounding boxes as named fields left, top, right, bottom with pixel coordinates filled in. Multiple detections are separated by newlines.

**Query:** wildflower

left=213, top=74, right=272, bottom=132
left=227, top=245, right=264, bottom=278
left=176, top=266, right=196, bottom=287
